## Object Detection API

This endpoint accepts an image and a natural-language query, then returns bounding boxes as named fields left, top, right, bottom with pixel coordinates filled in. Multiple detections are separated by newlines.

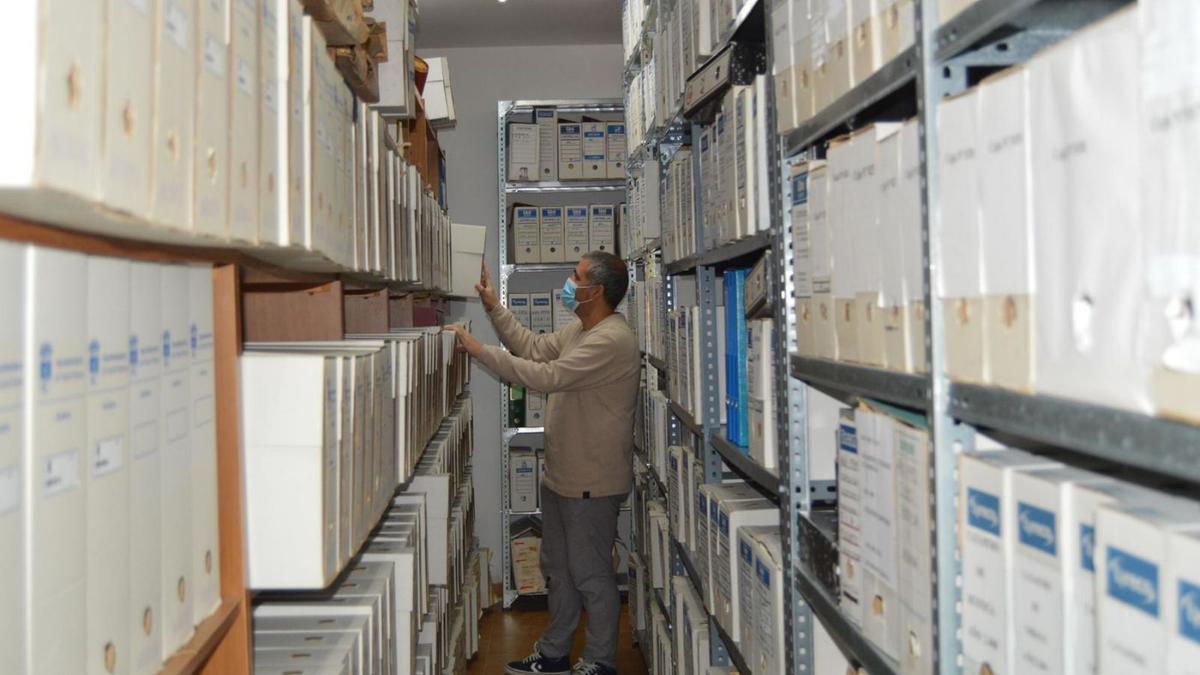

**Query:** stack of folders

left=0, top=242, right=221, bottom=675
left=626, top=160, right=662, bottom=253
left=1, top=0, right=450, bottom=288
left=661, top=147, right=696, bottom=264
left=627, top=255, right=667, bottom=361
left=253, top=399, right=482, bottom=675
left=666, top=275, right=727, bottom=429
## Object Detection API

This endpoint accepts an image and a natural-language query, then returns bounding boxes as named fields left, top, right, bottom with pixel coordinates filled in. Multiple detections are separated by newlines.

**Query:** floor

left=467, top=600, right=649, bottom=674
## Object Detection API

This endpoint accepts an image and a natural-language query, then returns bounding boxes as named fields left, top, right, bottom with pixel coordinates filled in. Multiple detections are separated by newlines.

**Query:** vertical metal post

left=497, top=101, right=516, bottom=608
left=915, top=3, right=964, bottom=672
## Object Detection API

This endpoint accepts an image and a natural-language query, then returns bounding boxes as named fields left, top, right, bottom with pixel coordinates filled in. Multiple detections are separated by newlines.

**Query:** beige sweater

left=475, top=305, right=640, bottom=498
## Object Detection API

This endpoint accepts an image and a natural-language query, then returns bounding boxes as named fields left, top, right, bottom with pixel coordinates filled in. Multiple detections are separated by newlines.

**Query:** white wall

left=418, top=44, right=624, bottom=580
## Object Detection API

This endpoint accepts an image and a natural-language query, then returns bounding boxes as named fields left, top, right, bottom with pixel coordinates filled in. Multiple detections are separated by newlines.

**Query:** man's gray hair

left=582, top=251, right=629, bottom=310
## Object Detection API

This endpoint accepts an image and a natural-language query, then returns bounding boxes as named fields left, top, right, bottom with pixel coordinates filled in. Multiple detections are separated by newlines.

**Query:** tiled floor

left=466, top=601, right=648, bottom=674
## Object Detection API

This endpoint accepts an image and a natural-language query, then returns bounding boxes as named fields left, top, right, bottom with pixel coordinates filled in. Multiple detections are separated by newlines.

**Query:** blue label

left=88, top=340, right=100, bottom=376
left=838, top=423, right=857, bottom=454
left=669, top=456, right=678, bottom=470
left=791, top=172, right=808, bottom=205
left=1080, top=524, right=1096, bottom=572
left=584, top=131, right=604, bottom=139
left=1106, top=546, right=1159, bottom=617
left=162, top=330, right=171, bottom=363
left=739, top=540, right=753, bottom=563
left=39, top=343, right=52, bottom=386
left=710, top=500, right=719, bottom=522
left=697, top=492, right=706, bottom=512
left=966, top=488, right=1001, bottom=537
left=607, top=123, right=625, bottom=134
left=756, top=559, right=770, bottom=586
left=1017, top=502, right=1057, bottom=556
left=560, top=125, right=580, bottom=134
left=567, top=208, right=588, bottom=218
left=191, top=324, right=198, bottom=351
left=129, top=335, right=138, bottom=367
left=1180, top=580, right=1200, bottom=644
left=541, top=208, right=562, bottom=217
left=719, top=511, right=729, bottom=536
left=517, top=208, right=538, bottom=218
left=537, top=110, right=555, bottom=119
left=533, top=298, right=550, bottom=306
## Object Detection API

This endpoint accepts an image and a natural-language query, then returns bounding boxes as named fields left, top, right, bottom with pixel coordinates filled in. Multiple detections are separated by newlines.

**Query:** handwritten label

left=43, top=449, right=81, bottom=497
left=93, top=436, right=124, bottom=477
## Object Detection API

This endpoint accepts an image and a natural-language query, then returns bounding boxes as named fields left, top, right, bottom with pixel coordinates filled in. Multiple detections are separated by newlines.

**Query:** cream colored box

left=771, top=0, right=797, bottom=133
left=24, top=247, right=88, bottom=675
left=558, top=123, right=583, bottom=180
left=564, top=206, right=590, bottom=259
left=1030, top=9, right=1147, bottom=413
left=856, top=408, right=900, bottom=660
left=851, top=125, right=899, bottom=368
left=188, top=267, right=220, bottom=623
left=898, top=120, right=925, bottom=373
left=512, top=206, right=541, bottom=264
left=588, top=204, right=616, bottom=255
left=895, top=420, right=933, bottom=675
left=129, top=262, right=164, bottom=675
left=507, top=123, right=539, bottom=182
left=827, top=136, right=857, bottom=362
left=937, top=89, right=985, bottom=383
left=194, top=0, right=231, bottom=239
left=538, top=207, right=565, bottom=263
left=308, top=22, right=341, bottom=266
left=86, top=257, right=132, bottom=675
left=1140, top=0, right=1200, bottom=424
left=260, top=0, right=289, bottom=246
left=978, top=68, right=1034, bottom=393
left=877, top=125, right=907, bottom=371
left=104, top=0, right=154, bottom=221
left=152, top=0, right=197, bottom=235
left=159, top=265, right=193, bottom=653
left=535, top=109, right=558, bottom=181
left=1166, top=529, right=1200, bottom=674
left=939, top=0, right=975, bottom=25
left=826, top=0, right=855, bottom=103
left=880, top=0, right=915, bottom=62
left=0, top=244, right=22, bottom=675
left=286, top=0, right=308, bottom=249
left=851, top=0, right=882, bottom=85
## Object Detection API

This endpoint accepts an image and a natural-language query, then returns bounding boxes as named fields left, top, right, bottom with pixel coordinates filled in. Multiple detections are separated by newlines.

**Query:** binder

left=159, top=265, right=193, bottom=654
left=25, top=247, right=88, bottom=675
left=188, top=267, right=220, bottom=623
left=0, top=244, right=22, bottom=675
left=507, top=123, right=539, bottom=182
left=512, top=206, right=541, bottom=264
left=129, top=262, right=163, bottom=675
left=564, top=206, right=590, bottom=258
left=724, top=269, right=749, bottom=446
left=103, top=0, right=154, bottom=221
left=507, top=294, right=532, bottom=329
left=538, top=207, right=565, bottom=263
left=582, top=122, right=607, bottom=179
left=536, top=109, right=558, bottom=181
left=530, top=293, right=554, bottom=335
left=229, top=0, right=259, bottom=244
left=588, top=204, right=616, bottom=255
left=558, top=123, right=583, bottom=179
left=606, top=122, right=626, bottom=178
left=86, top=257, right=132, bottom=675
left=259, top=0, right=287, bottom=246
left=194, top=0, right=231, bottom=239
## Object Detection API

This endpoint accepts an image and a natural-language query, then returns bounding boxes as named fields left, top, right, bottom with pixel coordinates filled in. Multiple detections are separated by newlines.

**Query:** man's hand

left=476, top=261, right=499, bottom=312
left=444, top=324, right=484, bottom=358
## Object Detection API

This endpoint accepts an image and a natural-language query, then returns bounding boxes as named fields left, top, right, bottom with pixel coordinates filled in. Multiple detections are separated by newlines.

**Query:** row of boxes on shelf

left=508, top=449, right=547, bottom=512
left=934, top=6, right=1200, bottom=421
left=628, top=257, right=668, bottom=360
left=697, top=77, right=774, bottom=252
left=2, top=0, right=450, bottom=286
left=626, top=160, right=663, bottom=255
left=835, top=402, right=934, bottom=674
left=625, top=58, right=657, bottom=155
left=771, top=0, right=915, bottom=134
left=510, top=204, right=620, bottom=264
left=957, top=448, right=1200, bottom=675
left=240, top=332, right=470, bottom=590
left=507, top=112, right=626, bottom=182
left=252, top=488, right=490, bottom=675
left=0, top=244, right=221, bottom=675
left=661, top=147, right=697, bottom=264
left=504, top=288, right=576, bottom=428
left=791, top=120, right=926, bottom=374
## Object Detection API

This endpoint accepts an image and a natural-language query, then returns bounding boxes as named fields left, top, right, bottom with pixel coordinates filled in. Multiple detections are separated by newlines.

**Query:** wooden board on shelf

left=160, top=598, right=241, bottom=675
left=303, top=0, right=369, bottom=46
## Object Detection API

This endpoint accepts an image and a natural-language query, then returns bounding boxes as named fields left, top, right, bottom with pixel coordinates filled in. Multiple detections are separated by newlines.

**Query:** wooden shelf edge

left=158, top=598, right=241, bottom=675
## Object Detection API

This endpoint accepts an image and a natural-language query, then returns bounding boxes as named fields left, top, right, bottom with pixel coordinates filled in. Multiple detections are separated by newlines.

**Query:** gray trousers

left=538, top=485, right=626, bottom=667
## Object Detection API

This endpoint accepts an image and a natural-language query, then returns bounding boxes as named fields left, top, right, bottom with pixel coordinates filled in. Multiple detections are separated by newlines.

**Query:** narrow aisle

left=468, top=602, right=648, bottom=674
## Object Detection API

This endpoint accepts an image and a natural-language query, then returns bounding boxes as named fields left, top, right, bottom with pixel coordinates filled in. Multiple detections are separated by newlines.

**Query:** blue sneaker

left=572, top=660, right=617, bottom=675
left=505, top=644, right=571, bottom=675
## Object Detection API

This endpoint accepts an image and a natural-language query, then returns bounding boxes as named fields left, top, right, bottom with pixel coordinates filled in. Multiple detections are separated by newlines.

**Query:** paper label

left=92, top=436, right=124, bottom=477
left=0, top=464, right=18, bottom=515
left=164, top=2, right=189, bottom=50
left=204, top=34, right=226, bottom=78
left=43, top=449, right=81, bottom=497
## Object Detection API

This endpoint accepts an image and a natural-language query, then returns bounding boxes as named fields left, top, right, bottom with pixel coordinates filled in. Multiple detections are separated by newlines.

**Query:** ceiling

left=415, top=0, right=622, bottom=49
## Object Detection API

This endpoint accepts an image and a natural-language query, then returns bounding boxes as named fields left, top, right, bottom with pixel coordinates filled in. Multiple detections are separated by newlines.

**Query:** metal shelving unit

left=496, top=98, right=628, bottom=608
left=623, top=0, right=1179, bottom=674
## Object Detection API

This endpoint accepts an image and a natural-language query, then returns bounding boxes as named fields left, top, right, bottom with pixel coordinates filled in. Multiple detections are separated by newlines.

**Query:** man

left=446, top=251, right=639, bottom=675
